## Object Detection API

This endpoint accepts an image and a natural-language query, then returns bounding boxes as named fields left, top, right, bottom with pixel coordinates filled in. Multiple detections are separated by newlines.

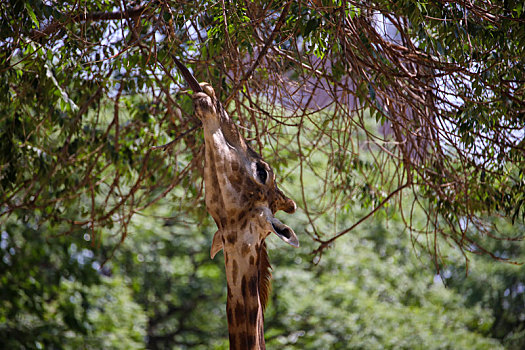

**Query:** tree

left=442, top=218, right=525, bottom=349
left=1, top=0, right=523, bottom=264
left=0, top=216, right=146, bottom=349
left=264, top=212, right=503, bottom=350
left=2, top=195, right=510, bottom=349
left=109, top=204, right=229, bottom=349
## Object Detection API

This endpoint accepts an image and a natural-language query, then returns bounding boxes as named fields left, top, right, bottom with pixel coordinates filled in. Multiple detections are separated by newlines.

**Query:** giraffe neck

left=222, top=231, right=268, bottom=350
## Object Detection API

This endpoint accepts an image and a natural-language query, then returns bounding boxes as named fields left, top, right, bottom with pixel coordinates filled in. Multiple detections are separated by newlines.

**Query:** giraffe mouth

left=271, top=222, right=292, bottom=239
left=269, top=216, right=299, bottom=248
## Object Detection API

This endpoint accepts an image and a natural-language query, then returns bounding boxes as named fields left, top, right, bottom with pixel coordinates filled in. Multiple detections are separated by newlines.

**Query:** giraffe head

left=191, top=83, right=298, bottom=257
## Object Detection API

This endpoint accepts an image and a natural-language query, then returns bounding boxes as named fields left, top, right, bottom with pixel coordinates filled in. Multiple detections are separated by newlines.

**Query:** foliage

left=109, top=205, right=229, bottom=349
left=3, top=199, right=511, bottom=349
left=442, top=219, right=525, bottom=350
left=263, top=211, right=503, bottom=349
left=1, top=0, right=524, bottom=263
left=0, top=217, right=146, bottom=349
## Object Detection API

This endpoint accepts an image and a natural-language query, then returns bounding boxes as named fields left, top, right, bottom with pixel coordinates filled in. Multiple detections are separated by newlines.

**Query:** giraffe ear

left=268, top=216, right=299, bottom=248
left=210, top=230, right=223, bottom=259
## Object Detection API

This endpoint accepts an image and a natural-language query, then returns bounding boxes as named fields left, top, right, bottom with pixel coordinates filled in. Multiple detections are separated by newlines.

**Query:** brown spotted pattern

left=192, top=83, right=297, bottom=350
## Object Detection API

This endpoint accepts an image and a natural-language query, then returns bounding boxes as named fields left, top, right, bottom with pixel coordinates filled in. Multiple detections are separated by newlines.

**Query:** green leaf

left=25, top=3, right=39, bottom=27
left=304, top=18, right=319, bottom=37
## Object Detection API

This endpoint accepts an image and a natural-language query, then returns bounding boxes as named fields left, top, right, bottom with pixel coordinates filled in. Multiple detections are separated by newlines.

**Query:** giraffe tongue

left=172, top=55, right=203, bottom=93
left=269, top=217, right=299, bottom=248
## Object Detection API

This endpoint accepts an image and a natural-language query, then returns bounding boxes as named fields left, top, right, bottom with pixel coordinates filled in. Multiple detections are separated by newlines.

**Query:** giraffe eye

left=256, top=162, right=268, bottom=184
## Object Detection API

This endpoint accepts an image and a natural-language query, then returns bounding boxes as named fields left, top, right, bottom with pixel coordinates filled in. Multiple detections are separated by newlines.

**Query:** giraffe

left=173, top=58, right=298, bottom=349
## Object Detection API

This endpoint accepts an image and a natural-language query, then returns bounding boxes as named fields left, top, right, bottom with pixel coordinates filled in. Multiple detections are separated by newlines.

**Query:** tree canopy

left=1, top=0, right=524, bottom=264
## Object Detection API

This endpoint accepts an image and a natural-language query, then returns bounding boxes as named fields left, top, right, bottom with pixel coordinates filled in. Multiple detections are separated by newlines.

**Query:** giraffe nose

left=282, top=198, right=297, bottom=214
left=272, top=188, right=297, bottom=214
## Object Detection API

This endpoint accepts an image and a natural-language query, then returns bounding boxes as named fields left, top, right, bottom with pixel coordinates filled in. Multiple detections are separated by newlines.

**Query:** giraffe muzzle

left=267, top=215, right=299, bottom=248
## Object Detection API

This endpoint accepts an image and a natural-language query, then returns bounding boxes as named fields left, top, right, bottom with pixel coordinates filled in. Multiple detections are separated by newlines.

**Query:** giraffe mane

left=258, top=241, right=272, bottom=312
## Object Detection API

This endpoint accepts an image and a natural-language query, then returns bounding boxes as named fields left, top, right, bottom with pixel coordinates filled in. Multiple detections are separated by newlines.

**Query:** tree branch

left=29, top=4, right=154, bottom=41
left=225, top=0, right=292, bottom=105
left=313, top=182, right=411, bottom=257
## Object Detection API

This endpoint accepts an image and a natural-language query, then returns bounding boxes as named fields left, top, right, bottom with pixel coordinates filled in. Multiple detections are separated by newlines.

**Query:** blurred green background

left=2, top=172, right=524, bottom=349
